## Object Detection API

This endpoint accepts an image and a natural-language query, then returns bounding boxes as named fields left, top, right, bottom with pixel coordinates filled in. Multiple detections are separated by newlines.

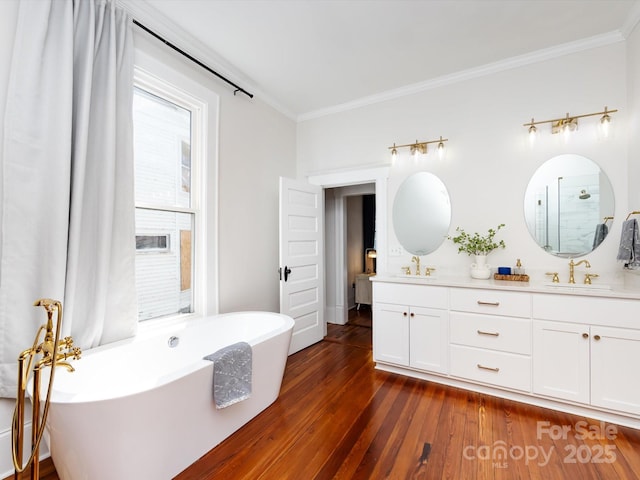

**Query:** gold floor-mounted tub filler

left=12, top=299, right=81, bottom=480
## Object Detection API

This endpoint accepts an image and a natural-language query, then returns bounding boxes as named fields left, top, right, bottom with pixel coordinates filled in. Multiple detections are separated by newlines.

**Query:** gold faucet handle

left=584, top=273, right=599, bottom=285
left=401, top=266, right=411, bottom=275
left=545, top=272, right=560, bottom=283
left=424, top=267, right=436, bottom=276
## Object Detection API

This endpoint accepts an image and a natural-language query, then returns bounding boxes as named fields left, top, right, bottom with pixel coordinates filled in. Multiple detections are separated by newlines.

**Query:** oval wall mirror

left=523, top=154, right=614, bottom=258
left=392, top=172, right=451, bottom=255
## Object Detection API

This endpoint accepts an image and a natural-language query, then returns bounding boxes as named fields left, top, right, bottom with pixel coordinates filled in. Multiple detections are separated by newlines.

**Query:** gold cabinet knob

left=594, top=334, right=601, bottom=341
left=582, top=333, right=589, bottom=339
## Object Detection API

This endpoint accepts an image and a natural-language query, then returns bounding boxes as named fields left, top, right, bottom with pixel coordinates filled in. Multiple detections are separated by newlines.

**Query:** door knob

left=281, top=266, right=292, bottom=281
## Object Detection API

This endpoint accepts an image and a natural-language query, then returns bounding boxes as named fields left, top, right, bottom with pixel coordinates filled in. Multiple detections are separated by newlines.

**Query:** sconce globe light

left=600, top=106, right=612, bottom=137
left=527, top=118, right=537, bottom=145
left=390, top=143, right=398, bottom=164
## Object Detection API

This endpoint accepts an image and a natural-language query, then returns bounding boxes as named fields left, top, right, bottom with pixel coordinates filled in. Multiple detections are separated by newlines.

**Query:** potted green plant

left=448, top=224, right=506, bottom=278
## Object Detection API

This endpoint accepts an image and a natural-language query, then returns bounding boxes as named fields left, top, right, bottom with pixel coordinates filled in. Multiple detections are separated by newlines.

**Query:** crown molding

left=118, top=0, right=632, bottom=125
left=297, top=31, right=625, bottom=123
left=620, top=1, right=640, bottom=38
left=118, top=0, right=297, bottom=121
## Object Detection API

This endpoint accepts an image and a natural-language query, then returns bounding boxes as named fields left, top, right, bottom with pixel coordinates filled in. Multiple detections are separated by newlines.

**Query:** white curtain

left=0, top=0, right=137, bottom=397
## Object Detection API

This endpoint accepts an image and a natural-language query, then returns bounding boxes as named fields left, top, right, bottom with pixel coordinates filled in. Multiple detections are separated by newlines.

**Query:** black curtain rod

left=133, top=19, right=254, bottom=99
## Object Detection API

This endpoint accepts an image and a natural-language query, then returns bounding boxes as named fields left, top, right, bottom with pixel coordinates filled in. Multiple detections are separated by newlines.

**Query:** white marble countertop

left=370, top=273, right=640, bottom=300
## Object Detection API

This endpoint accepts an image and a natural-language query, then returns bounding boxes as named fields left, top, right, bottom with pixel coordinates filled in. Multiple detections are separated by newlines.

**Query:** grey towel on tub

left=203, top=342, right=252, bottom=409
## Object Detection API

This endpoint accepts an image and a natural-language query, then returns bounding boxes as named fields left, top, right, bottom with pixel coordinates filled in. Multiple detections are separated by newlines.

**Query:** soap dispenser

left=514, top=259, right=525, bottom=275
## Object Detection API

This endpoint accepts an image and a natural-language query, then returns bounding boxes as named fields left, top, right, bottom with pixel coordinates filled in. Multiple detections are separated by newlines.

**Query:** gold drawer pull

left=477, top=301, right=500, bottom=306
left=477, top=330, right=500, bottom=337
left=477, top=364, right=500, bottom=372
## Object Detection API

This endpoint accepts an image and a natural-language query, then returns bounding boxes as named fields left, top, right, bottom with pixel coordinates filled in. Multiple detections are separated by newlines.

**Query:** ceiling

left=139, top=0, right=640, bottom=119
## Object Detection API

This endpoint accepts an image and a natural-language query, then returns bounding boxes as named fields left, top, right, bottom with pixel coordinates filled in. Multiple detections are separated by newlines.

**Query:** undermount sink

left=394, top=274, right=438, bottom=280
left=543, top=282, right=611, bottom=291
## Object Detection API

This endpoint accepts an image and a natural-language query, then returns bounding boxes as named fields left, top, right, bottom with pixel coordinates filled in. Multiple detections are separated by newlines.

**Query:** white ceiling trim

left=120, top=0, right=635, bottom=125
left=620, top=1, right=640, bottom=38
left=298, top=30, right=625, bottom=123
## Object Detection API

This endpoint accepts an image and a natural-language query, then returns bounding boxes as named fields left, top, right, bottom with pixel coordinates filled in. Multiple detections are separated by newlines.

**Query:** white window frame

left=133, top=66, right=208, bottom=321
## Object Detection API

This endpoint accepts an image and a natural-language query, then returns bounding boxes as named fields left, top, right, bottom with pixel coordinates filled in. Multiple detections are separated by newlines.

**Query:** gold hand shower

left=12, top=299, right=81, bottom=480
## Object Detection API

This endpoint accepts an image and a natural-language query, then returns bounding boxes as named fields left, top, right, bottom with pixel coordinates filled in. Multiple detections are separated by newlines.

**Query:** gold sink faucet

left=568, top=259, right=590, bottom=284
left=411, top=256, right=421, bottom=275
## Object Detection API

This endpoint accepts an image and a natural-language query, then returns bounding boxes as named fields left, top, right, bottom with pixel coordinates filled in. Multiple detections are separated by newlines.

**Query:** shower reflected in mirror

left=524, top=154, right=614, bottom=257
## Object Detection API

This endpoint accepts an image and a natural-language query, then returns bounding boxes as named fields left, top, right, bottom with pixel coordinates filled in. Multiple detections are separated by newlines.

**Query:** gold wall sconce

left=389, top=136, right=448, bottom=162
left=524, top=106, right=617, bottom=142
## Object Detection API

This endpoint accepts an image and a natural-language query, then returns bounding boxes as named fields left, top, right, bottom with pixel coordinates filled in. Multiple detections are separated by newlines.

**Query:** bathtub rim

left=30, top=311, right=294, bottom=405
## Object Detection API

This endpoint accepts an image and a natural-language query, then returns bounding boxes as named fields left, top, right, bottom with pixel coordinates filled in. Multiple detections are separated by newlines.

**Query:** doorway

left=307, top=166, right=390, bottom=335
left=324, top=184, right=375, bottom=325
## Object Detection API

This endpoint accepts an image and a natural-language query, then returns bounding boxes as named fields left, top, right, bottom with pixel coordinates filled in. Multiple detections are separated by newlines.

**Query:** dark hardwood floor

left=15, top=307, right=640, bottom=479
left=177, top=307, right=640, bottom=479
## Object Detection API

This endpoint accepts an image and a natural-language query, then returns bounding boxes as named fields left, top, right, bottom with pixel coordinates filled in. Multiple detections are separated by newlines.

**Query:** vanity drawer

left=532, top=294, right=640, bottom=328
left=449, top=312, right=531, bottom=354
left=450, top=288, right=531, bottom=318
left=450, top=345, right=531, bottom=392
left=373, top=282, right=448, bottom=309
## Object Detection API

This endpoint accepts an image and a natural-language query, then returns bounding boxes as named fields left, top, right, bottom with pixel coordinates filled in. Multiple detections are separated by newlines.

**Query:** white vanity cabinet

left=371, top=277, right=640, bottom=429
left=532, top=294, right=640, bottom=417
left=373, top=282, right=448, bottom=374
left=449, top=288, right=532, bottom=392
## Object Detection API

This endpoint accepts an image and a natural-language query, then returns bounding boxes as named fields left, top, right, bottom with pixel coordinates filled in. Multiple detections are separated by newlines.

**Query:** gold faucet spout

left=568, top=259, right=591, bottom=284
left=411, top=256, right=421, bottom=275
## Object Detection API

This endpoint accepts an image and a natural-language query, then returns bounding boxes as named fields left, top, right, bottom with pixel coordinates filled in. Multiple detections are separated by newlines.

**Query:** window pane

left=135, top=209, right=193, bottom=321
left=136, top=235, right=169, bottom=251
left=133, top=88, right=191, bottom=208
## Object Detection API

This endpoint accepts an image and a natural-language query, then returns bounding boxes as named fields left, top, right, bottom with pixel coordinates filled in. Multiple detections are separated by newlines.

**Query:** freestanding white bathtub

left=40, top=312, right=294, bottom=480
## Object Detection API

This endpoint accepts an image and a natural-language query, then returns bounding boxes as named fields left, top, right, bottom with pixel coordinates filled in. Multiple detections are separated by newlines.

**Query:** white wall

left=298, top=42, right=632, bottom=286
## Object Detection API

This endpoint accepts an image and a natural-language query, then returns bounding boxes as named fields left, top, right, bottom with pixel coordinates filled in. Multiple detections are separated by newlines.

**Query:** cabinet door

left=410, top=307, right=448, bottom=374
left=591, top=326, right=640, bottom=416
left=532, top=320, right=590, bottom=404
left=373, top=303, right=409, bottom=366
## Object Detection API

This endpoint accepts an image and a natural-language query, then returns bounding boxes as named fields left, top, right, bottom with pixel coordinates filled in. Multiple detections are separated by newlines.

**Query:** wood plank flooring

left=177, top=308, right=640, bottom=480
left=15, top=307, right=640, bottom=479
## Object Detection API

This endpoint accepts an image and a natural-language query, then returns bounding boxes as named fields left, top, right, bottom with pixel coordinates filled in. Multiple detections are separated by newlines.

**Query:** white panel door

left=279, top=177, right=324, bottom=354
